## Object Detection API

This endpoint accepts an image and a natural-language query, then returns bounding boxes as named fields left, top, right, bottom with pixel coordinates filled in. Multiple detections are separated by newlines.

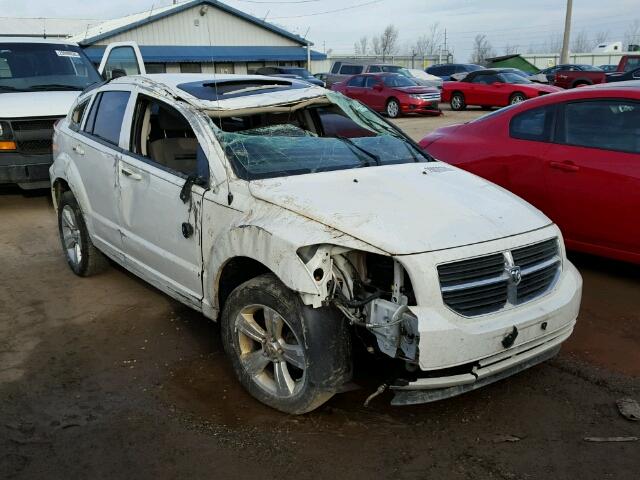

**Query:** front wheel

left=509, top=92, right=526, bottom=105
left=221, top=274, right=351, bottom=414
left=450, top=92, right=466, bottom=111
left=386, top=98, right=401, bottom=118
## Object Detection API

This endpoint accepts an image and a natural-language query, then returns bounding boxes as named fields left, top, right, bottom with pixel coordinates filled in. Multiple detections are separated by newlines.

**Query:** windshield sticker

left=55, top=50, right=81, bottom=58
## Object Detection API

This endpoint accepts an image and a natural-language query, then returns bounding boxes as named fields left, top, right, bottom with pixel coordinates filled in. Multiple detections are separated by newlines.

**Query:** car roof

left=0, top=36, right=79, bottom=45
left=109, top=73, right=326, bottom=110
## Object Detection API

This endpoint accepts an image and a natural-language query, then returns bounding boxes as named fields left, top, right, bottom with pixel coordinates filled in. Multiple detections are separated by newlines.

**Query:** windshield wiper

left=29, top=84, right=83, bottom=91
left=0, top=85, right=30, bottom=92
left=335, top=135, right=380, bottom=166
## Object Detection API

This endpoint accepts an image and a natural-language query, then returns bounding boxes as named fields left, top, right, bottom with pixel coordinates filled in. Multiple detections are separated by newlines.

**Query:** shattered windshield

left=211, top=91, right=431, bottom=180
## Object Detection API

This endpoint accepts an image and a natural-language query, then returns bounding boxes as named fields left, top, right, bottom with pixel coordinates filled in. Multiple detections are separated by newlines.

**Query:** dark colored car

left=540, top=64, right=603, bottom=86
left=606, top=67, right=640, bottom=82
left=420, top=81, right=640, bottom=264
left=426, top=64, right=484, bottom=81
left=256, top=67, right=325, bottom=87
left=441, top=69, right=561, bottom=110
left=331, top=73, right=441, bottom=118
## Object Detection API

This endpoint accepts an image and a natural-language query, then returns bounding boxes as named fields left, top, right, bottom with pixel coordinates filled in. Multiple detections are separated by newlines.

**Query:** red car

left=420, top=82, right=640, bottom=264
left=442, top=69, right=561, bottom=110
left=331, top=73, right=441, bottom=118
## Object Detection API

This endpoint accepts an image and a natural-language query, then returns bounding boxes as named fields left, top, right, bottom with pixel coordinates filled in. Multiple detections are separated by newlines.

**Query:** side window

left=472, top=74, right=492, bottom=84
left=364, top=76, right=379, bottom=88
left=340, top=65, right=364, bottom=75
left=559, top=100, right=640, bottom=153
left=129, top=95, right=203, bottom=177
left=145, top=63, right=166, bottom=74
left=347, top=76, right=365, bottom=87
left=331, top=62, right=342, bottom=74
left=102, top=46, right=140, bottom=80
left=69, top=99, right=89, bottom=131
left=510, top=106, right=554, bottom=142
left=624, top=57, right=640, bottom=72
left=368, top=65, right=381, bottom=73
left=84, top=91, right=131, bottom=146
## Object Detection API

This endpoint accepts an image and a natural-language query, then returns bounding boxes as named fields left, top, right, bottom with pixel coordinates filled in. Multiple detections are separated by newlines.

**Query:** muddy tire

left=57, top=191, right=108, bottom=277
left=386, top=98, right=401, bottom=118
left=450, top=92, right=466, bottom=111
left=221, top=273, right=351, bottom=414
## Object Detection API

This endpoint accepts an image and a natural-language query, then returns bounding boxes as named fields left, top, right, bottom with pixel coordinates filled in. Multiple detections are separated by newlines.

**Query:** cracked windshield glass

left=210, top=91, right=431, bottom=179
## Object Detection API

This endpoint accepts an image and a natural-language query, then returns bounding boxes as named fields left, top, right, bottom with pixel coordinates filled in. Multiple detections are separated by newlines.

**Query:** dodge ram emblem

left=508, top=266, right=522, bottom=285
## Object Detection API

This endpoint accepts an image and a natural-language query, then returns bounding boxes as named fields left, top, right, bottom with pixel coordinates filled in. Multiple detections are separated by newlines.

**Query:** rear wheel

left=509, top=92, right=526, bottom=105
left=57, top=191, right=108, bottom=277
left=386, top=98, right=401, bottom=118
left=221, top=274, right=351, bottom=414
left=450, top=92, right=466, bottom=111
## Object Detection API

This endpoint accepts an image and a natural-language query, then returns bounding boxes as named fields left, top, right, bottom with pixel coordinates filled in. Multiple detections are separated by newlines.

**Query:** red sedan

left=420, top=82, right=640, bottom=264
left=331, top=73, right=441, bottom=118
left=442, top=69, right=561, bottom=110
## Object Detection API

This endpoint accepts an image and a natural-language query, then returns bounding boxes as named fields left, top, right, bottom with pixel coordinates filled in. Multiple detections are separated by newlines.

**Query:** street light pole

left=560, top=0, right=573, bottom=63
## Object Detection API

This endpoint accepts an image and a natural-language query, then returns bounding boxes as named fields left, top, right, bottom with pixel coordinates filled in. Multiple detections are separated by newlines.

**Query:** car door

left=544, top=98, right=640, bottom=257
left=345, top=75, right=367, bottom=102
left=363, top=76, right=385, bottom=110
left=98, top=42, right=146, bottom=80
left=116, top=90, right=208, bottom=306
left=69, top=87, right=133, bottom=259
left=471, top=73, right=501, bottom=106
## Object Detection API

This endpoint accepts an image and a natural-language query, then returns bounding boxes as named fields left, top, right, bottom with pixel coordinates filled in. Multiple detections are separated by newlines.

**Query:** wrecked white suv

left=50, top=74, right=582, bottom=413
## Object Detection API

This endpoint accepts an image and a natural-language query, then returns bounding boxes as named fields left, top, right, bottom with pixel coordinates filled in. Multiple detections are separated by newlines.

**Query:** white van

left=0, top=37, right=144, bottom=189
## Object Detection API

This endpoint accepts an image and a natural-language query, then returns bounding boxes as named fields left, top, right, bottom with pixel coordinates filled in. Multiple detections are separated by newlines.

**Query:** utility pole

left=560, top=0, right=573, bottom=63
left=443, top=28, right=447, bottom=60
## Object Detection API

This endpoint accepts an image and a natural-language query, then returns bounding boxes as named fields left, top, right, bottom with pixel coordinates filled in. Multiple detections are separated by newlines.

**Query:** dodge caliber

left=50, top=74, right=582, bottom=413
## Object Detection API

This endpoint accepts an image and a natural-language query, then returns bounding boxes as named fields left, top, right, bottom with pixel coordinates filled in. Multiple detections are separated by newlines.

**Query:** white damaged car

left=50, top=74, right=582, bottom=413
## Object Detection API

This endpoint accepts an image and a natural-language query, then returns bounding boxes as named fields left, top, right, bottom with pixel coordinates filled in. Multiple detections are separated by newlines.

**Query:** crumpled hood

left=249, top=162, right=551, bottom=255
left=0, top=91, right=81, bottom=118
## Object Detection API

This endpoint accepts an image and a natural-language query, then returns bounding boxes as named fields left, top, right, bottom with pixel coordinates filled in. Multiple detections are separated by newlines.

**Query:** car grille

left=10, top=117, right=61, bottom=155
left=413, top=93, right=441, bottom=101
left=437, top=238, right=561, bottom=317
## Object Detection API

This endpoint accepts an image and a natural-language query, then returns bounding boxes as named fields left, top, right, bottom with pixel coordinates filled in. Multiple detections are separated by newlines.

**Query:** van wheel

left=221, top=274, right=351, bottom=414
left=450, top=92, right=466, bottom=111
left=386, top=99, right=401, bottom=118
left=57, top=191, right=108, bottom=276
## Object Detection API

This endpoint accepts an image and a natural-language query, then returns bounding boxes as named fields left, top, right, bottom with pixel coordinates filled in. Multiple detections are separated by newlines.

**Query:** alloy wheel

left=235, top=304, right=306, bottom=399
left=61, top=205, right=82, bottom=267
left=510, top=94, right=525, bottom=105
left=387, top=100, right=399, bottom=117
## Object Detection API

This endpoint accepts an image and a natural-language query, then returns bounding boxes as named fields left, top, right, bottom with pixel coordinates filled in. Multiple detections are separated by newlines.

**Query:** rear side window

left=624, top=57, right=640, bottom=72
left=69, top=99, right=89, bottom=131
left=559, top=100, right=640, bottom=153
left=331, top=62, right=342, bottom=74
left=368, top=65, right=381, bottom=73
left=340, top=65, right=363, bottom=75
left=347, top=76, right=365, bottom=87
left=83, top=91, right=131, bottom=146
left=510, top=105, right=554, bottom=142
left=364, top=76, right=379, bottom=88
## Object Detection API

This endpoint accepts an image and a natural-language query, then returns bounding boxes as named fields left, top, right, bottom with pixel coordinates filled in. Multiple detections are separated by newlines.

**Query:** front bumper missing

left=390, top=322, right=572, bottom=406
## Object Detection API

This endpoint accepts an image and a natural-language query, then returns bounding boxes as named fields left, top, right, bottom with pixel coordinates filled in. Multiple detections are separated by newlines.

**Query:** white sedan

left=50, top=74, right=582, bottom=413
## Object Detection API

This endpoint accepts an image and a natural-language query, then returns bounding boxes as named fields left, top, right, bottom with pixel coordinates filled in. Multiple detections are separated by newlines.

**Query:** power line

left=268, top=0, right=384, bottom=19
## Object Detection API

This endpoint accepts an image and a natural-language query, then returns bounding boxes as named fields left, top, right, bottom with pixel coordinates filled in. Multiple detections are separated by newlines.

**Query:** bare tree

left=470, top=34, right=495, bottom=65
left=358, top=36, right=369, bottom=56
left=592, top=31, right=609, bottom=48
left=354, top=42, right=361, bottom=55
left=571, top=29, right=590, bottom=53
left=379, top=24, right=399, bottom=60
left=372, top=36, right=381, bottom=56
left=624, top=19, right=640, bottom=49
left=503, top=43, right=519, bottom=55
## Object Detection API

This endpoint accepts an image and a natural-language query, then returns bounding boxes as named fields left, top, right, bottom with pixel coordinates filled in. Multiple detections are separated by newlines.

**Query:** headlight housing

left=0, top=120, right=16, bottom=151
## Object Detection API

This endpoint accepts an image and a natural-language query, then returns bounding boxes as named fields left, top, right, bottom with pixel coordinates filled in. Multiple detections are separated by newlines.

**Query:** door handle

left=549, top=161, right=579, bottom=172
left=120, top=167, right=142, bottom=181
left=73, top=145, right=85, bottom=156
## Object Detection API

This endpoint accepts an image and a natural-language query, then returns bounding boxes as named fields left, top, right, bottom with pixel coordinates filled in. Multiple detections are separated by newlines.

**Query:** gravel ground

left=1, top=111, right=639, bottom=479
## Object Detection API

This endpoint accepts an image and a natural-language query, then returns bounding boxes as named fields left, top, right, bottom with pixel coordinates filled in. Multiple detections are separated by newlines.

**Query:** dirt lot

left=1, top=111, right=639, bottom=480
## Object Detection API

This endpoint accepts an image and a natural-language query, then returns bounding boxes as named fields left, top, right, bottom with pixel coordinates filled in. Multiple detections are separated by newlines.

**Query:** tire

left=450, top=92, right=466, bottom=111
left=386, top=98, right=401, bottom=118
left=509, top=92, right=526, bottom=105
left=221, top=273, right=351, bottom=414
left=57, top=191, right=108, bottom=277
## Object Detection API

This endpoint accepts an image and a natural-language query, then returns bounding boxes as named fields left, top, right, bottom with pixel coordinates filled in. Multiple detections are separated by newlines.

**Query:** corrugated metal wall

left=100, top=5, right=300, bottom=47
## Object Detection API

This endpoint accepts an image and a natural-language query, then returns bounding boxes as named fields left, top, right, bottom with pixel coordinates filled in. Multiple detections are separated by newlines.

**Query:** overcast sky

left=2, top=0, right=639, bottom=60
